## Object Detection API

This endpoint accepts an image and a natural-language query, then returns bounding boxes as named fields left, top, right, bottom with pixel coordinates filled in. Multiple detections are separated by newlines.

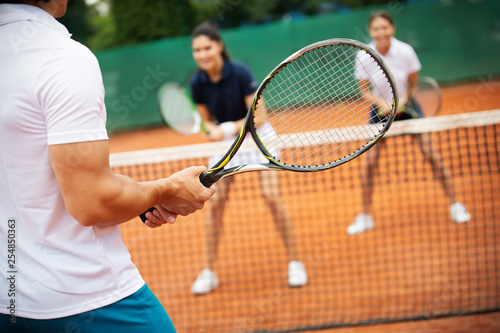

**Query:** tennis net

left=111, top=110, right=500, bottom=333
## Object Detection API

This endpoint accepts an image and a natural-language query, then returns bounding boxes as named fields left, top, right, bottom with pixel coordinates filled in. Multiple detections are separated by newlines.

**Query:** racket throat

left=199, top=164, right=281, bottom=187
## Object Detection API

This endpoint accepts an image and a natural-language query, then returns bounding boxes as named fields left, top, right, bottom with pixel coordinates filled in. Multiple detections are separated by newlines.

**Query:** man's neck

left=21, top=0, right=66, bottom=18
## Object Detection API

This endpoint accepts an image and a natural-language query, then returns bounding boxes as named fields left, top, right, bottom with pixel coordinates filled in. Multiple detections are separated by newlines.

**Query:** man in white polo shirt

left=0, top=1, right=215, bottom=331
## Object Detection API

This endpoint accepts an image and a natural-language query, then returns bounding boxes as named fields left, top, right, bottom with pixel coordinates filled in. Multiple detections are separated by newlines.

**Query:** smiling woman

left=346, top=9, right=471, bottom=237
left=187, top=21, right=309, bottom=295
left=191, top=23, right=231, bottom=84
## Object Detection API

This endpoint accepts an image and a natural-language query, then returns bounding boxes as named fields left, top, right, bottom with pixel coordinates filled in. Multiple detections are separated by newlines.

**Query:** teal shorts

left=0, top=284, right=176, bottom=333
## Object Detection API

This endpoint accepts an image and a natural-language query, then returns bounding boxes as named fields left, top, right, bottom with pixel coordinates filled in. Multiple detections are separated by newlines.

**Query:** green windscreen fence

left=96, top=0, right=500, bottom=132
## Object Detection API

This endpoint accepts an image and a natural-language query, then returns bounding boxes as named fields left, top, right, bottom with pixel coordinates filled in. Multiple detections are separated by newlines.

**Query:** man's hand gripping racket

left=141, top=38, right=398, bottom=223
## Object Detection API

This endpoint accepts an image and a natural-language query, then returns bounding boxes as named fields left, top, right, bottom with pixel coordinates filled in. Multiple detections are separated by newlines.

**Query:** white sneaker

left=191, top=269, right=219, bottom=295
left=450, top=202, right=470, bottom=223
left=346, top=213, right=374, bottom=235
left=288, top=260, right=307, bottom=287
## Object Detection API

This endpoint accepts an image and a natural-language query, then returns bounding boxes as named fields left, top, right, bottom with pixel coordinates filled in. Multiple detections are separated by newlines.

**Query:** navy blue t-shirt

left=190, top=60, right=258, bottom=123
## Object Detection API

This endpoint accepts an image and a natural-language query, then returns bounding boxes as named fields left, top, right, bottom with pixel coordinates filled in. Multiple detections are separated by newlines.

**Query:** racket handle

left=200, top=122, right=210, bottom=135
left=139, top=172, right=215, bottom=223
left=199, top=172, right=216, bottom=188
left=139, top=207, right=155, bottom=223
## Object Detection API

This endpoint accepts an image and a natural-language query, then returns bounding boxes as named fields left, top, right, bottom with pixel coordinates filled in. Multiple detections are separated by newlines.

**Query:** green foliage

left=189, top=0, right=398, bottom=27
left=110, top=0, right=196, bottom=46
left=84, top=0, right=405, bottom=50
left=191, top=0, right=304, bottom=27
left=57, top=0, right=88, bottom=45
left=87, top=10, right=117, bottom=51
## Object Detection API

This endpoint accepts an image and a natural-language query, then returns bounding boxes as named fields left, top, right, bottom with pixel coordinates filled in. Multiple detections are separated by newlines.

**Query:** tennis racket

left=140, top=38, right=398, bottom=222
left=157, top=82, right=208, bottom=135
left=400, top=76, right=442, bottom=119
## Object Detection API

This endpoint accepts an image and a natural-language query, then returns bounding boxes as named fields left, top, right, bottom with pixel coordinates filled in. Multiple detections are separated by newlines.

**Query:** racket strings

left=314, top=47, right=386, bottom=152
left=355, top=57, right=394, bottom=112
left=269, top=48, right=378, bottom=137
left=254, top=44, right=394, bottom=167
left=160, top=84, right=199, bottom=135
left=414, top=77, right=441, bottom=117
left=258, top=49, right=361, bottom=165
left=277, top=51, right=384, bottom=164
left=262, top=49, right=366, bottom=162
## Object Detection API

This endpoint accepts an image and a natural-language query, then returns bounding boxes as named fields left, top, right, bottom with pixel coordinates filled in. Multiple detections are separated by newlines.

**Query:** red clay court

left=109, top=79, right=500, bottom=333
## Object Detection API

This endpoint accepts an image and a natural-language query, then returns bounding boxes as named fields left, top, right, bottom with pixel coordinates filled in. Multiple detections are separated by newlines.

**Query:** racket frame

left=402, top=76, right=441, bottom=118
left=157, top=82, right=208, bottom=135
left=417, top=76, right=442, bottom=117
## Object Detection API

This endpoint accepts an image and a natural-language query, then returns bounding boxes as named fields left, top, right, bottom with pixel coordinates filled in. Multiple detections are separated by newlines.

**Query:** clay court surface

left=109, top=79, right=500, bottom=333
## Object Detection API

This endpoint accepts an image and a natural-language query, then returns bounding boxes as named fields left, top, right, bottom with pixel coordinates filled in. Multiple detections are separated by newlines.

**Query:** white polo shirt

left=355, top=37, right=421, bottom=103
left=0, top=4, right=144, bottom=319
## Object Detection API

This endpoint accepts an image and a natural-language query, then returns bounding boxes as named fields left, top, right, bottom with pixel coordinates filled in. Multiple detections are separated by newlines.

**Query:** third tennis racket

left=401, top=76, right=442, bottom=119
left=157, top=82, right=208, bottom=135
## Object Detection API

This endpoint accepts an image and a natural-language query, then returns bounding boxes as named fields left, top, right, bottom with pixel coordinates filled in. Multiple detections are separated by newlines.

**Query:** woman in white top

left=347, top=10, right=470, bottom=235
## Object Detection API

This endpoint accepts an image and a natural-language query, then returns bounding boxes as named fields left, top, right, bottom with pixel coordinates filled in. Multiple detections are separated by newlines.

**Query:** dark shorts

left=0, top=284, right=176, bottom=333
left=370, top=98, right=424, bottom=124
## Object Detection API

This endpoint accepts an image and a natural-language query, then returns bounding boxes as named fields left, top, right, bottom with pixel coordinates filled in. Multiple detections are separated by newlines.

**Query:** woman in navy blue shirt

left=189, top=22, right=307, bottom=295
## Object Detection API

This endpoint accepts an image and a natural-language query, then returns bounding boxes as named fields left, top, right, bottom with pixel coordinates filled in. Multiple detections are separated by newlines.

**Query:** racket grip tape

left=199, top=172, right=215, bottom=188
left=139, top=207, right=155, bottom=223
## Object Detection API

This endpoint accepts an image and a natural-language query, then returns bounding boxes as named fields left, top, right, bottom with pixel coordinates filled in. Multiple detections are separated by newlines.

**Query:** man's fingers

left=156, top=205, right=177, bottom=224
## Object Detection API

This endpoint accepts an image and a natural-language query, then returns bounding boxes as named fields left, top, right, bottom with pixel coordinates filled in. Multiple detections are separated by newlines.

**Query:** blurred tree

left=110, top=0, right=197, bottom=46
left=84, top=0, right=405, bottom=50
left=87, top=3, right=118, bottom=51
left=189, top=0, right=400, bottom=27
